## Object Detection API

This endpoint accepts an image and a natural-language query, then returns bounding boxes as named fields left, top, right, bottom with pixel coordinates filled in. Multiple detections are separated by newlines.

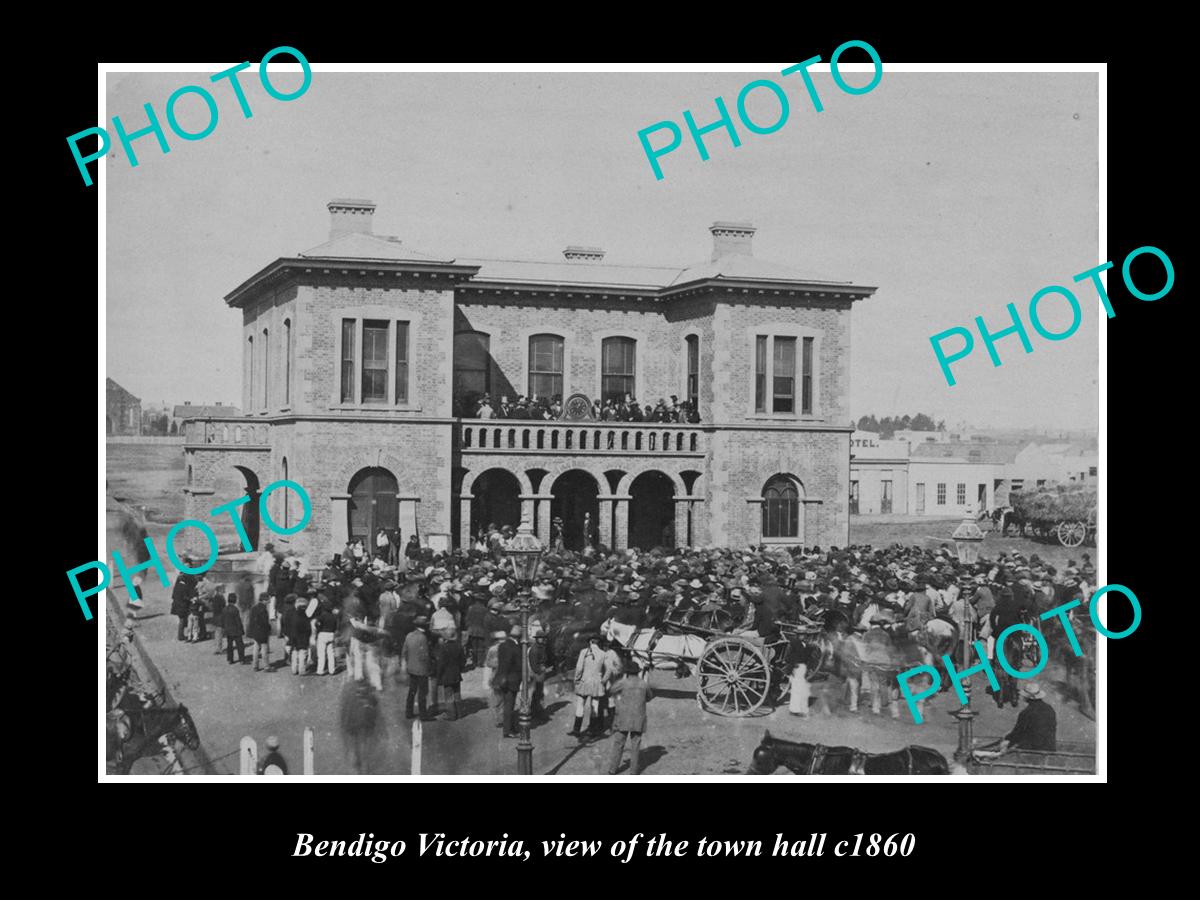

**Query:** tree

left=857, top=414, right=880, bottom=432
left=910, top=413, right=935, bottom=431
left=169, top=420, right=179, bottom=435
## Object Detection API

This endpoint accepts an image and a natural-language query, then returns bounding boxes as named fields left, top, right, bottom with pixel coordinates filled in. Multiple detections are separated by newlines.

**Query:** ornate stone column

left=534, top=493, right=555, bottom=542
left=519, top=494, right=536, bottom=528
left=181, top=487, right=215, bottom=556
left=598, top=495, right=614, bottom=549
left=330, top=493, right=351, bottom=556
left=674, top=498, right=691, bottom=549
left=459, top=493, right=474, bottom=549
left=612, top=494, right=631, bottom=550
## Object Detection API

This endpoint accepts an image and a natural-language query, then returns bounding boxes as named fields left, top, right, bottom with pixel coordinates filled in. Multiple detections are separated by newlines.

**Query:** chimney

left=215, top=401, right=223, bottom=407
left=709, top=221, right=756, bottom=260
left=327, top=198, right=376, bottom=240
left=563, top=245, right=605, bottom=262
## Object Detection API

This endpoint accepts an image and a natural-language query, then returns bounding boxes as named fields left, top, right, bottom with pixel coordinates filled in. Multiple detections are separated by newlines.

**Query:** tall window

left=281, top=458, right=289, bottom=530
left=247, top=336, right=254, bottom=409
left=881, top=479, right=893, bottom=514
left=261, top=328, right=270, bottom=409
left=686, top=334, right=699, bottom=410
left=283, top=319, right=292, bottom=406
left=340, top=319, right=355, bottom=402
left=762, top=476, right=800, bottom=538
left=454, top=331, right=490, bottom=409
left=396, top=321, right=410, bottom=404
left=529, top=334, right=564, bottom=400
left=361, top=320, right=389, bottom=403
left=956, top=483, right=966, bottom=505
left=801, top=336, right=814, bottom=414
left=755, top=336, right=767, bottom=412
left=602, top=337, right=636, bottom=403
left=937, top=483, right=947, bottom=505
left=772, top=337, right=796, bottom=413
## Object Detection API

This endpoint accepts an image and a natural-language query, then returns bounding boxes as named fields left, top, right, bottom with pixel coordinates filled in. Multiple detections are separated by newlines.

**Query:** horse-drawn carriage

left=605, top=609, right=825, bottom=717
left=965, top=738, right=1096, bottom=775
left=1002, top=485, right=1097, bottom=548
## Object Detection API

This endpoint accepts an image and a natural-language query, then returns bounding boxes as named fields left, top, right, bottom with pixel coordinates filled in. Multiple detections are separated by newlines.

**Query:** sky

left=106, top=68, right=1099, bottom=430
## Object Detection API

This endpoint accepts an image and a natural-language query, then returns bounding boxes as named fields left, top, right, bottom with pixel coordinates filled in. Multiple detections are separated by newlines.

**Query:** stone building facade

left=181, top=200, right=876, bottom=558
left=106, top=377, right=142, bottom=436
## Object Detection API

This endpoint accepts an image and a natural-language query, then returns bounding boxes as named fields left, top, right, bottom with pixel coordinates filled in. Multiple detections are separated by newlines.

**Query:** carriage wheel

left=696, top=637, right=769, bottom=716
left=1057, top=520, right=1087, bottom=548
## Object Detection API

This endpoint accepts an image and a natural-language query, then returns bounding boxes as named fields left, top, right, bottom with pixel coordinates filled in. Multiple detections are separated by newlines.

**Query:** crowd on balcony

left=459, top=393, right=701, bottom=423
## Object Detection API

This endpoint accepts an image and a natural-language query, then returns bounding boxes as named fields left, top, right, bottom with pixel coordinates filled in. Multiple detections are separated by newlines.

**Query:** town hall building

left=181, top=200, right=876, bottom=558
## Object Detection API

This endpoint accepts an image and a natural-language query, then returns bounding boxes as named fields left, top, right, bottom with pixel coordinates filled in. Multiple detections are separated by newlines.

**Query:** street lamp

left=506, top=520, right=544, bottom=775
left=949, top=504, right=985, bottom=762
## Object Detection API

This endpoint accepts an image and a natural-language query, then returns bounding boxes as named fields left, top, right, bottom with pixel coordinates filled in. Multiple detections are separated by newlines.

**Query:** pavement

left=116, top=550, right=1097, bottom=776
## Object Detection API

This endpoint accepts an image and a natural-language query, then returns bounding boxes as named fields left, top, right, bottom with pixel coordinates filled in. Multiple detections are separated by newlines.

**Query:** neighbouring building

left=848, top=431, right=910, bottom=514
left=106, top=378, right=142, bottom=436
left=180, top=199, right=877, bottom=558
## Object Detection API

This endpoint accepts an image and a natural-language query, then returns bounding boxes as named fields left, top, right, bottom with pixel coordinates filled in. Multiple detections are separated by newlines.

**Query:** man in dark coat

left=606, top=660, right=653, bottom=775
left=170, top=568, right=197, bottom=641
left=402, top=617, right=433, bottom=719
left=222, top=593, right=246, bottom=664
left=465, top=595, right=489, bottom=668
left=248, top=593, right=273, bottom=672
left=496, top=625, right=525, bottom=738
left=989, top=682, right=1057, bottom=752
left=435, top=627, right=465, bottom=720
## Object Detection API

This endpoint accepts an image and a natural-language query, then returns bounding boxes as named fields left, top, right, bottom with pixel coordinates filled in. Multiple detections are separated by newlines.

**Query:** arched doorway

left=348, top=467, right=398, bottom=548
left=471, top=469, right=522, bottom=538
left=551, top=470, right=599, bottom=550
left=211, top=465, right=262, bottom=551
left=629, top=471, right=676, bottom=550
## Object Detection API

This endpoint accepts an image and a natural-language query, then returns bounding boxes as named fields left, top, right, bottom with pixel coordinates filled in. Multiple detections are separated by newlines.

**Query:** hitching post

left=950, top=505, right=984, bottom=761
left=411, top=719, right=422, bottom=776
left=239, top=736, right=257, bottom=776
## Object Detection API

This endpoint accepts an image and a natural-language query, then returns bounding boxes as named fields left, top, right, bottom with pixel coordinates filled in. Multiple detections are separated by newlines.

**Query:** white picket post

left=240, top=736, right=258, bottom=775
left=303, top=727, right=314, bottom=775
left=411, top=718, right=422, bottom=776
left=789, top=663, right=809, bottom=716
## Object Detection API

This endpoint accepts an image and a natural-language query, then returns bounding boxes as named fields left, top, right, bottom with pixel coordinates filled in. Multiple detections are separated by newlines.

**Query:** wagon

left=1055, top=507, right=1097, bottom=548
left=966, top=738, right=1096, bottom=775
left=620, top=613, right=820, bottom=717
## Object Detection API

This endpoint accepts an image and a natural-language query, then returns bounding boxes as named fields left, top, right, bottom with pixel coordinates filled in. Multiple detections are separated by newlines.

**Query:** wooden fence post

left=240, top=736, right=258, bottom=775
left=411, top=719, right=422, bottom=776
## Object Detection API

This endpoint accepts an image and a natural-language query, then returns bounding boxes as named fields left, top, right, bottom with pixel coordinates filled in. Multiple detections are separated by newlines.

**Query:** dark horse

left=748, top=731, right=950, bottom=775
left=108, top=704, right=201, bottom=775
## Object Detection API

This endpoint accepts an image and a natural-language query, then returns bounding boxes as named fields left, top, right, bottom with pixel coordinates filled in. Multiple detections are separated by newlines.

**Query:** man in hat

left=605, top=658, right=653, bottom=775
left=402, top=616, right=433, bottom=720
left=465, top=593, right=489, bottom=668
left=170, top=563, right=197, bottom=642
left=257, top=736, right=288, bottom=776
left=496, top=625, right=524, bottom=737
left=572, top=635, right=606, bottom=737
left=435, top=626, right=465, bottom=720
left=222, top=591, right=246, bottom=664
left=315, top=596, right=339, bottom=675
left=484, top=629, right=508, bottom=727
left=248, top=592, right=273, bottom=673
left=985, top=682, right=1057, bottom=753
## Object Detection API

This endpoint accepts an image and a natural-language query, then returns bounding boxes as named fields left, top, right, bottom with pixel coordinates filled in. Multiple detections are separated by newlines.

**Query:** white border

left=99, top=60, right=1107, bottom=783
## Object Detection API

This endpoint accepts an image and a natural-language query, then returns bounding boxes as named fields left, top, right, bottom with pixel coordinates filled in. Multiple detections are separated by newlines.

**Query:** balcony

left=182, top=418, right=269, bottom=448
left=456, top=420, right=705, bottom=456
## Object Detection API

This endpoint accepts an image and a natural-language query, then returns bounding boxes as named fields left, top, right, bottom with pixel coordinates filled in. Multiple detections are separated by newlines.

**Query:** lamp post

left=950, top=504, right=985, bottom=762
left=506, top=520, right=544, bottom=775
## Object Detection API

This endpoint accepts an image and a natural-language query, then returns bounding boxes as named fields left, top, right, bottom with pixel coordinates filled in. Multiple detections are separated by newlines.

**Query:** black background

left=46, top=14, right=1179, bottom=882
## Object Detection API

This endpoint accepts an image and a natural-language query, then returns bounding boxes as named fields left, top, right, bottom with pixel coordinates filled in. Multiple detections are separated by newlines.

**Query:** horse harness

left=805, top=744, right=914, bottom=775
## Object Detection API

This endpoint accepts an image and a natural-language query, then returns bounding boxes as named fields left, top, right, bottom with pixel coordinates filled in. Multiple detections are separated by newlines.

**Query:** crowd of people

left=164, top=528, right=1094, bottom=772
left=462, top=392, right=701, bottom=423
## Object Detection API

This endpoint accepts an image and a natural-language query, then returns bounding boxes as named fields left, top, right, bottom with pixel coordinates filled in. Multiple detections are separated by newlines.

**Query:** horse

left=748, top=731, right=950, bottom=775
left=832, top=622, right=936, bottom=718
left=108, top=704, right=201, bottom=775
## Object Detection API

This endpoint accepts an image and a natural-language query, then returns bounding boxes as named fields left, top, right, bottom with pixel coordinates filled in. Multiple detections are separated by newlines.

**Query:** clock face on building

left=563, top=393, right=593, bottom=421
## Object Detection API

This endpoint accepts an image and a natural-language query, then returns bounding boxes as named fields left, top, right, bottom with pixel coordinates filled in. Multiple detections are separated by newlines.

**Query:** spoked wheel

left=696, top=637, right=770, bottom=716
left=1057, top=520, right=1087, bottom=548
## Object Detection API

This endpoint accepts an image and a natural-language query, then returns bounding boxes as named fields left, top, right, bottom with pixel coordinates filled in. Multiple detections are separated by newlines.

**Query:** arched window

left=247, top=336, right=254, bottom=410
left=281, top=458, right=289, bottom=529
left=283, top=318, right=292, bottom=406
left=601, top=336, right=636, bottom=404
left=261, top=327, right=270, bottom=409
left=529, top=334, right=564, bottom=400
left=685, top=334, right=699, bottom=410
left=762, top=476, right=800, bottom=539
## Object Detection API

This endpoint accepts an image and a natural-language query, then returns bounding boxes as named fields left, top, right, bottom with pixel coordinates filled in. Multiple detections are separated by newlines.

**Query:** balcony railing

left=182, top=418, right=269, bottom=446
left=456, top=421, right=704, bottom=455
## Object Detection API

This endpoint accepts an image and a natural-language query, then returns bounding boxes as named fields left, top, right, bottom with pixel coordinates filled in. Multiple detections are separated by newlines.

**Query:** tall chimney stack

left=709, top=221, right=756, bottom=260
left=327, top=199, right=376, bottom=240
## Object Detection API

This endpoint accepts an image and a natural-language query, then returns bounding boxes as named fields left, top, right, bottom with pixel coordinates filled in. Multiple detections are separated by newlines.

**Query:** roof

left=173, top=404, right=242, bottom=418
left=227, top=226, right=876, bottom=307
left=299, top=231, right=454, bottom=264
left=910, top=441, right=1025, bottom=465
